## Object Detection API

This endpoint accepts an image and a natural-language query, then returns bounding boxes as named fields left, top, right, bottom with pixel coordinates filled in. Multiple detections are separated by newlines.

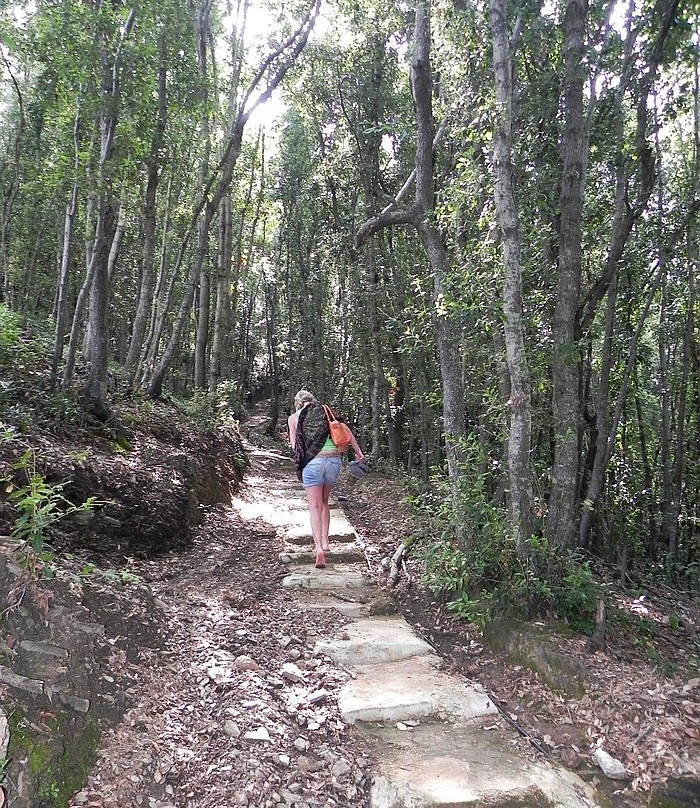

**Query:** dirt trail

left=69, top=424, right=373, bottom=808
left=63, top=406, right=700, bottom=808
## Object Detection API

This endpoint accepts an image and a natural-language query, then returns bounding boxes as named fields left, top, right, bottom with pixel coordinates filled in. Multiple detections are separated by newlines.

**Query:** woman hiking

left=287, top=389, right=364, bottom=569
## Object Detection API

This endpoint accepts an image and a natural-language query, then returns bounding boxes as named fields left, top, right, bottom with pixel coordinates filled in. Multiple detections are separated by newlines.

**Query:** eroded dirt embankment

left=0, top=402, right=247, bottom=807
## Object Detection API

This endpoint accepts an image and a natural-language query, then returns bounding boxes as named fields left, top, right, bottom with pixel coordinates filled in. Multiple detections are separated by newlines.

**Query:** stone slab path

left=276, top=462, right=604, bottom=808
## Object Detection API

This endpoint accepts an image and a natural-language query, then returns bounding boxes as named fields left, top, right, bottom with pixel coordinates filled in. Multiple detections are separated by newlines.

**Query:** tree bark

left=125, top=40, right=168, bottom=382
left=50, top=104, right=81, bottom=390
left=209, top=194, right=232, bottom=395
left=546, top=0, right=588, bottom=550
left=489, top=0, right=533, bottom=556
left=193, top=0, right=215, bottom=392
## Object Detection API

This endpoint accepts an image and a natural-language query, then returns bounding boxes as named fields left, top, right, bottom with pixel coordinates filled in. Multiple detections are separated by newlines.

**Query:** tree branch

left=355, top=204, right=419, bottom=247
left=240, top=0, right=321, bottom=123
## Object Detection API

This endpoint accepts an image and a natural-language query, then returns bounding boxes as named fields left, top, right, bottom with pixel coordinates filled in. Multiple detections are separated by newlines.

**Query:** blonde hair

left=294, top=389, right=316, bottom=411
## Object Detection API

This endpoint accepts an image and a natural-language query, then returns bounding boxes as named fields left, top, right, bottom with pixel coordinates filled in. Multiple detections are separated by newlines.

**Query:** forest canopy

left=1, top=0, right=698, bottom=606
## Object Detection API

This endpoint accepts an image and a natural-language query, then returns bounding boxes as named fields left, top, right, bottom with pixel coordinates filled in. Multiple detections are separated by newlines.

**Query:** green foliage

left=421, top=532, right=598, bottom=629
left=0, top=304, right=21, bottom=366
left=77, top=561, right=143, bottom=586
left=170, top=392, right=214, bottom=430
left=213, top=380, right=245, bottom=424
left=414, top=437, right=597, bottom=628
left=3, top=449, right=103, bottom=553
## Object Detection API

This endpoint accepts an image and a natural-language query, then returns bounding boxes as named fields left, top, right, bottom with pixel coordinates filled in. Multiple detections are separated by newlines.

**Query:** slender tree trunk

left=125, top=43, right=168, bottom=381
left=209, top=194, right=232, bottom=394
left=148, top=0, right=321, bottom=397
left=412, top=1, right=466, bottom=488
left=50, top=105, right=81, bottom=390
left=139, top=159, right=178, bottom=385
left=264, top=278, right=281, bottom=435
left=489, top=0, right=533, bottom=555
left=367, top=240, right=384, bottom=458
left=107, top=202, right=126, bottom=283
left=0, top=59, right=24, bottom=305
left=81, top=5, right=137, bottom=415
left=635, top=391, right=657, bottom=561
left=579, top=275, right=617, bottom=548
left=193, top=1, right=214, bottom=392
left=546, top=0, right=588, bottom=550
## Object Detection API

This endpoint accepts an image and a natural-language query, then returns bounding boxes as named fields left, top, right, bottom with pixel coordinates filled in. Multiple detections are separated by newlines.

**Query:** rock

left=331, top=759, right=351, bottom=778
left=234, top=655, right=260, bottom=671
left=299, top=756, right=324, bottom=773
left=368, top=595, right=397, bottom=616
left=293, top=737, right=310, bottom=752
left=243, top=727, right=272, bottom=742
left=308, top=688, right=328, bottom=705
left=593, top=748, right=627, bottom=780
left=482, top=618, right=586, bottom=697
left=649, top=777, right=700, bottom=808
left=281, top=662, right=304, bottom=683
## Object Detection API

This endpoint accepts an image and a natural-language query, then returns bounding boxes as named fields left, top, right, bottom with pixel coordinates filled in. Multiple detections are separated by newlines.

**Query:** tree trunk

left=62, top=7, right=136, bottom=404
left=0, top=61, right=24, bottom=305
left=546, top=0, right=588, bottom=550
left=50, top=105, right=81, bottom=390
left=489, top=0, right=533, bottom=556
left=146, top=0, right=321, bottom=397
left=579, top=276, right=617, bottom=548
left=367, top=240, right=384, bottom=458
left=193, top=1, right=214, bottom=392
left=107, top=201, right=126, bottom=284
left=264, top=278, right=281, bottom=435
left=125, top=42, right=168, bottom=381
left=209, top=194, right=232, bottom=395
left=139, top=160, right=177, bottom=386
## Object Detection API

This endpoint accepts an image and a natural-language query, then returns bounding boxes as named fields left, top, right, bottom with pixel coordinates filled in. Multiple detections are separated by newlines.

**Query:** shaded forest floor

left=0, top=397, right=698, bottom=807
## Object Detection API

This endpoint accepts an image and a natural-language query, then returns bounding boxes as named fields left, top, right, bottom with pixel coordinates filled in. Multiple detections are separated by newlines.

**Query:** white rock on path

left=243, top=727, right=272, bottom=742
left=593, top=748, right=627, bottom=780
left=281, top=662, right=305, bottom=683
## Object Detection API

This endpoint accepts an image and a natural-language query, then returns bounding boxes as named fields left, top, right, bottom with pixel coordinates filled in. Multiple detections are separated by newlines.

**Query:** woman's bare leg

left=305, top=485, right=325, bottom=565
left=320, top=483, right=333, bottom=551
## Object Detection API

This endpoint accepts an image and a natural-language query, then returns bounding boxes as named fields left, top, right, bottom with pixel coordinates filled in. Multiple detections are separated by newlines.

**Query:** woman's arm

left=347, top=428, right=364, bottom=463
left=288, top=413, right=298, bottom=451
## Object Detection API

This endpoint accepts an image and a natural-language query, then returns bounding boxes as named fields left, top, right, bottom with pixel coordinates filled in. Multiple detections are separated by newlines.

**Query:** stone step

left=297, top=589, right=396, bottom=619
left=284, top=531, right=357, bottom=546
left=280, top=548, right=366, bottom=566
left=363, top=720, right=602, bottom=808
left=281, top=568, right=370, bottom=592
left=338, top=655, right=497, bottom=725
left=315, top=617, right=433, bottom=666
left=284, top=512, right=357, bottom=540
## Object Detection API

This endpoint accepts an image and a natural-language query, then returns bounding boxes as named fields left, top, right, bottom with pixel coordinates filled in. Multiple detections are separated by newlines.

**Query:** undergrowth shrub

left=0, top=304, right=51, bottom=371
left=0, top=303, right=21, bottom=365
left=413, top=435, right=598, bottom=629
